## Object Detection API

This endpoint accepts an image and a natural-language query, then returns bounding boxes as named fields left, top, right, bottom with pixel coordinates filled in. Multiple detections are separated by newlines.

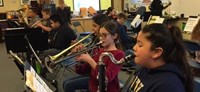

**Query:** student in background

left=149, top=0, right=171, bottom=16
left=41, top=14, right=77, bottom=73
left=28, top=8, right=41, bottom=28
left=48, top=14, right=76, bottom=50
left=91, top=13, right=110, bottom=44
left=130, top=24, right=193, bottom=92
left=106, top=7, right=116, bottom=21
left=63, top=21, right=125, bottom=92
left=36, top=8, right=52, bottom=32
left=116, top=13, right=134, bottom=50
left=56, top=0, right=71, bottom=25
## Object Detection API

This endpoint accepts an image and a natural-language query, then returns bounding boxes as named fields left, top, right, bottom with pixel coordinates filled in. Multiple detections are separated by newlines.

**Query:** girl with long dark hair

left=130, top=24, right=193, bottom=92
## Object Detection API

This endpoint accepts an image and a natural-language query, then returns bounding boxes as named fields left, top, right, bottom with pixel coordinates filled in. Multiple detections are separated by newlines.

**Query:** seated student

left=130, top=24, right=193, bottom=92
left=91, top=13, right=110, bottom=44
left=106, top=7, right=116, bottom=21
left=27, top=8, right=41, bottom=28
left=36, top=8, right=52, bottom=32
left=40, top=14, right=77, bottom=73
left=60, top=13, right=109, bottom=91
left=116, top=13, right=135, bottom=50
left=48, top=14, right=76, bottom=50
left=63, top=21, right=125, bottom=92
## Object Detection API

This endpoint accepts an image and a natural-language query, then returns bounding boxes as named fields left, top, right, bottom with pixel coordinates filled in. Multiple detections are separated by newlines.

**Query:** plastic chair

left=135, top=6, right=146, bottom=17
left=183, top=39, right=200, bottom=51
left=73, top=21, right=91, bottom=34
left=73, top=21, right=85, bottom=32
left=51, top=58, right=78, bottom=80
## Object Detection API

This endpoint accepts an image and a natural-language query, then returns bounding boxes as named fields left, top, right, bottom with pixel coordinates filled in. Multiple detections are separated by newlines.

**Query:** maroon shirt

left=76, top=48, right=125, bottom=92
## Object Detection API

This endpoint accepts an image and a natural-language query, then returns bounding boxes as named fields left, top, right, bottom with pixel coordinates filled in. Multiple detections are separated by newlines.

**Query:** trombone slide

left=49, top=32, right=94, bottom=61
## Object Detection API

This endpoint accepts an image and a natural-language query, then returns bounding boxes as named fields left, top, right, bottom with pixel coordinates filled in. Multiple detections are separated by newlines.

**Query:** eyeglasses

left=99, top=33, right=110, bottom=39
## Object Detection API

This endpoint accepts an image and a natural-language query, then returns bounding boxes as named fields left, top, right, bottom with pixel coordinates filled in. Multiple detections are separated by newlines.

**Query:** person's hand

left=76, top=53, right=93, bottom=63
left=36, top=22, right=42, bottom=27
left=71, top=43, right=85, bottom=53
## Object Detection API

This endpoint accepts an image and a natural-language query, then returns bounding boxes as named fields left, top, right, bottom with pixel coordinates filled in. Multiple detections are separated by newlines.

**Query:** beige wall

left=0, top=0, right=23, bottom=12
left=113, top=0, right=122, bottom=12
left=0, top=0, right=122, bottom=12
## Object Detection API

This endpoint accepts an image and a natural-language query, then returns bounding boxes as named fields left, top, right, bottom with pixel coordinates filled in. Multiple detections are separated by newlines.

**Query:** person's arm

left=36, top=23, right=52, bottom=32
left=76, top=53, right=97, bottom=70
left=163, top=1, right=172, bottom=10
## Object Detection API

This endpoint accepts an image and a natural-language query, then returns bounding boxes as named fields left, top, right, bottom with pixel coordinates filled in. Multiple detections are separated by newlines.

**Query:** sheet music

left=26, top=65, right=53, bottom=92
left=131, top=14, right=142, bottom=28
left=184, top=17, right=199, bottom=32
left=26, top=70, right=36, bottom=91
left=154, top=18, right=165, bottom=24
left=147, top=16, right=160, bottom=24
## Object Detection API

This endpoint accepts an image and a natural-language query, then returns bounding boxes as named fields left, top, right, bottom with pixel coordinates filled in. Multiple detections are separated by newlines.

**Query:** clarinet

left=97, top=52, right=135, bottom=92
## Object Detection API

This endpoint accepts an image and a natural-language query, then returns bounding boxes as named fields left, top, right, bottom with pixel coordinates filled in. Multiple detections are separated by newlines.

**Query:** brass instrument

left=45, top=32, right=95, bottom=73
left=45, top=41, right=102, bottom=73
left=49, top=32, right=94, bottom=61
left=30, top=19, right=44, bottom=28
left=18, top=11, right=29, bottom=26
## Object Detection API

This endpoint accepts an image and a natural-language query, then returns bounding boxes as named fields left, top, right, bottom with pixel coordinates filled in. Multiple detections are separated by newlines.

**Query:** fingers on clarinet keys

left=45, top=57, right=57, bottom=73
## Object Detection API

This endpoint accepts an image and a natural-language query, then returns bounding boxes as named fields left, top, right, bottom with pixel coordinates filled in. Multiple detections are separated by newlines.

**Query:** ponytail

left=142, top=24, right=193, bottom=92
left=168, top=25, right=193, bottom=92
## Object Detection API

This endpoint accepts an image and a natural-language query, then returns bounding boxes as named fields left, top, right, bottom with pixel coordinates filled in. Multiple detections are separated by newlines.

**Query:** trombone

left=49, top=31, right=94, bottom=61
left=45, top=32, right=95, bottom=73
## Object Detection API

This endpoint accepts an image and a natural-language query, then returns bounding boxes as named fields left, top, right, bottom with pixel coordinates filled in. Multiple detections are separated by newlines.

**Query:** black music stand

left=4, top=27, right=48, bottom=75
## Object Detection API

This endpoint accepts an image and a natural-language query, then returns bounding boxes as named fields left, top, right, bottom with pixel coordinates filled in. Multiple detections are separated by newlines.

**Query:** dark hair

left=42, top=8, right=51, bottom=15
left=100, top=21, right=123, bottom=49
left=92, top=13, right=109, bottom=25
left=106, top=7, right=114, bottom=15
left=168, top=25, right=183, bottom=40
left=29, top=8, right=38, bottom=14
left=142, top=24, right=193, bottom=92
left=50, top=14, right=63, bottom=24
left=117, top=13, right=127, bottom=20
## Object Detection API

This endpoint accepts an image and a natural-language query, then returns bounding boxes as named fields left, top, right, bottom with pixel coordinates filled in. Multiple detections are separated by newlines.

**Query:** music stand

left=4, top=27, right=48, bottom=53
left=4, top=27, right=48, bottom=75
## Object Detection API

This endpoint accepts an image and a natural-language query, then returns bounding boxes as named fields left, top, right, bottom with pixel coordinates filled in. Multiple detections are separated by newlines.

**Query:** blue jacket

left=130, top=63, right=185, bottom=92
left=117, top=23, right=131, bottom=49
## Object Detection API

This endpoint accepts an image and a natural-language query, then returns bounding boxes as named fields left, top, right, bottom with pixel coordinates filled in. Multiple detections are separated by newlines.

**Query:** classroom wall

left=170, top=0, right=200, bottom=17
left=123, top=0, right=200, bottom=17
left=180, top=0, right=200, bottom=16
left=3, top=0, right=198, bottom=17
left=0, top=0, right=23, bottom=12
left=113, top=0, right=122, bottom=12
